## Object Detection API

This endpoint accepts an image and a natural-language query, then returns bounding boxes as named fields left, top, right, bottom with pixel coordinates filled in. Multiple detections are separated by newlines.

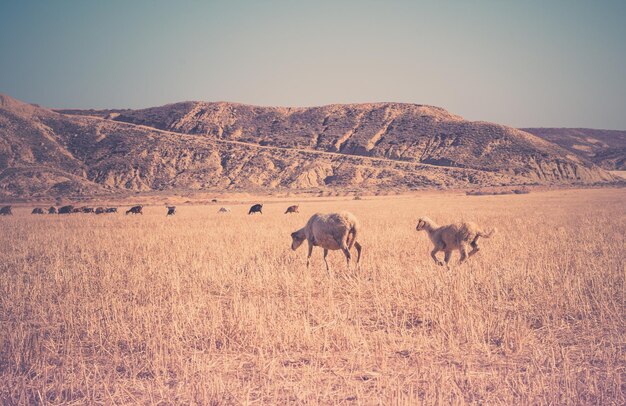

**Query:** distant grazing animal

left=105, top=207, right=118, bottom=213
left=211, top=199, right=218, bottom=203
left=31, top=208, right=45, bottom=214
left=72, top=208, right=81, bottom=213
left=58, top=205, right=74, bottom=214
left=167, top=206, right=176, bottom=216
left=285, top=205, right=299, bottom=214
left=416, top=217, right=496, bottom=267
left=95, top=207, right=105, bottom=214
left=291, top=211, right=362, bottom=274
left=218, top=207, right=231, bottom=213
left=0, top=206, right=13, bottom=216
left=48, top=206, right=57, bottom=214
left=81, top=207, right=95, bottom=214
left=248, top=204, right=263, bottom=215
left=126, top=205, right=143, bottom=215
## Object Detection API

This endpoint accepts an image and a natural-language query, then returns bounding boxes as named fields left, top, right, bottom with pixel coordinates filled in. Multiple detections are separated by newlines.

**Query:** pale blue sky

left=1, top=0, right=625, bottom=128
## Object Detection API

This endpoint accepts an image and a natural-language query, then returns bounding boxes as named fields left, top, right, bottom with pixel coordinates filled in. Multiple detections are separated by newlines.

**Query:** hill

left=522, top=128, right=626, bottom=170
left=62, top=101, right=610, bottom=175
left=0, top=93, right=615, bottom=199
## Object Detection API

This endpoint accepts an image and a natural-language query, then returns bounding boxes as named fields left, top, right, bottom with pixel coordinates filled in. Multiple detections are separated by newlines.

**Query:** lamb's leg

left=444, top=251, right=452, bottom=266
left=323, top=248, right=331, bottom=276
left=459, top=244, right=469, bottom=264
left=354, top=241, right=362, bottom=268
left=468, top=238, right=480, bottom=257
left=306, top=241, right=313, bottom=269
left=431, top=247, right=444, bottom=266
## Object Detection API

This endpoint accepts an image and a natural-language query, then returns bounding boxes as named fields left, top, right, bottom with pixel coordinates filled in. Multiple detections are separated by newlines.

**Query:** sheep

left=285, top=205, right=299, bottom=214
left=218, top=207, right=231, bottom=213
left=0, top=206, right=12, bottom=216
left=291, top=211, right=362, bottom=274
left=48, top=206, right=57, bottom=214
left=248, top=204, right=263, bottom=214
left=31, top=208, right=45, bottom=214
left=126, top=205, right=143, bottom=215
left=167, top=206, right=176, bottom=216
left=415, top=217, right=496, bottom=267
left=58, top=205, right=74, bottom=214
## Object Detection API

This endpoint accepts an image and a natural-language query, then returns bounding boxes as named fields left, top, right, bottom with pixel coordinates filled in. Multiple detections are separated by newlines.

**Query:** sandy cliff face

left=0, top=94, right=615, bottom=199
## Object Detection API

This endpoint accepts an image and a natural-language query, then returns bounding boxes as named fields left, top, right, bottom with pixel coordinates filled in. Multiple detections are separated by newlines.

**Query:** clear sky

left=1, top=0, right=625, bottom=128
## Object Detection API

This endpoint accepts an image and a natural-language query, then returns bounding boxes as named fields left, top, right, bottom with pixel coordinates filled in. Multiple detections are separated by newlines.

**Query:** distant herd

left=0, top=202, right=496, bottom=270
left=0, top=205, right=120, bottom=215
left=0, top=204, right=134, bottom=215
left=0, top=203, right=297, bottom=216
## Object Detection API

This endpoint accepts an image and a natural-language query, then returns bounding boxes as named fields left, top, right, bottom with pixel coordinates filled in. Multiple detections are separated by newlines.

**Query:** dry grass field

left=0, top=188, right=624, bottom=404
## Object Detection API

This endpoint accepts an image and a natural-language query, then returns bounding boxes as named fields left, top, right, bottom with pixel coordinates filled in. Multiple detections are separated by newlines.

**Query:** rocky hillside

left=66, top=102, right=603, bottom=175
left=0, top=93, right=615, bottom=199
left=522, top=128, right=626, bottom=170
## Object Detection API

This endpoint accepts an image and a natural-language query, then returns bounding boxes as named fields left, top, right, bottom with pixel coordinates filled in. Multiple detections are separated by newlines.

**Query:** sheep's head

left=291, top=230, right=305, bottom=250
left=416, top=217, right=432, bottom=232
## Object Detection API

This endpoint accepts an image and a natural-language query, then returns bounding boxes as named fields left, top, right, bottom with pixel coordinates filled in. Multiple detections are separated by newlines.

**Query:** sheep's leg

left=334, top=235, right=352, bottom=270
left=306, top=241, right=313, bottom=269
left=444, top=251, right=452, bottom=265
left=431, top=247, right=444, bottom=266
left=340, top=243, right=352, bottom=270
left=354, top=241, right=362, bottom=268
left=342, top=248, right=351, bottom=269
left=323, top=248, right=331, bottom=276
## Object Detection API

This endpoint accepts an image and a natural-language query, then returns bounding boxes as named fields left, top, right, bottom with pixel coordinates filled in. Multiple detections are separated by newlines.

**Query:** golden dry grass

left=1, top=188, right=624, bottom=404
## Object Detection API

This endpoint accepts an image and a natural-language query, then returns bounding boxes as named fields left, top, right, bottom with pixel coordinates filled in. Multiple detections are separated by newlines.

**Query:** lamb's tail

left=478, top=228, right=497, bottom=238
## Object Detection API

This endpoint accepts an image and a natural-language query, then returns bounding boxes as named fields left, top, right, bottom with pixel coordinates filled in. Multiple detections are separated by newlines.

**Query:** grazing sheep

left=167, top=206, right=176, bottom=216
left=95, top=207, right=105, bottom=214
left=31, top=208, right=45, bottom=214
left=0, top=206, right=13, bottom=216
left=415, top=217, right=496, bottom=267
left=218, top=207, right=231, bottom=213
left=58, top=205, right=74, bottom=214
left=248, top=204, right=263, bottom=215
left=285, top=205, right=299, bottom=214
left=48, top=206, right=57, bottom=214
left=126, top=205, right=143, bottom=215
left=81, top=207, right=95, bottom=214
left=291, top=211, right=362, bottom=274
left=211, top=199, right=218, bottom=203
left=105, top=207, right=118, bottom=213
